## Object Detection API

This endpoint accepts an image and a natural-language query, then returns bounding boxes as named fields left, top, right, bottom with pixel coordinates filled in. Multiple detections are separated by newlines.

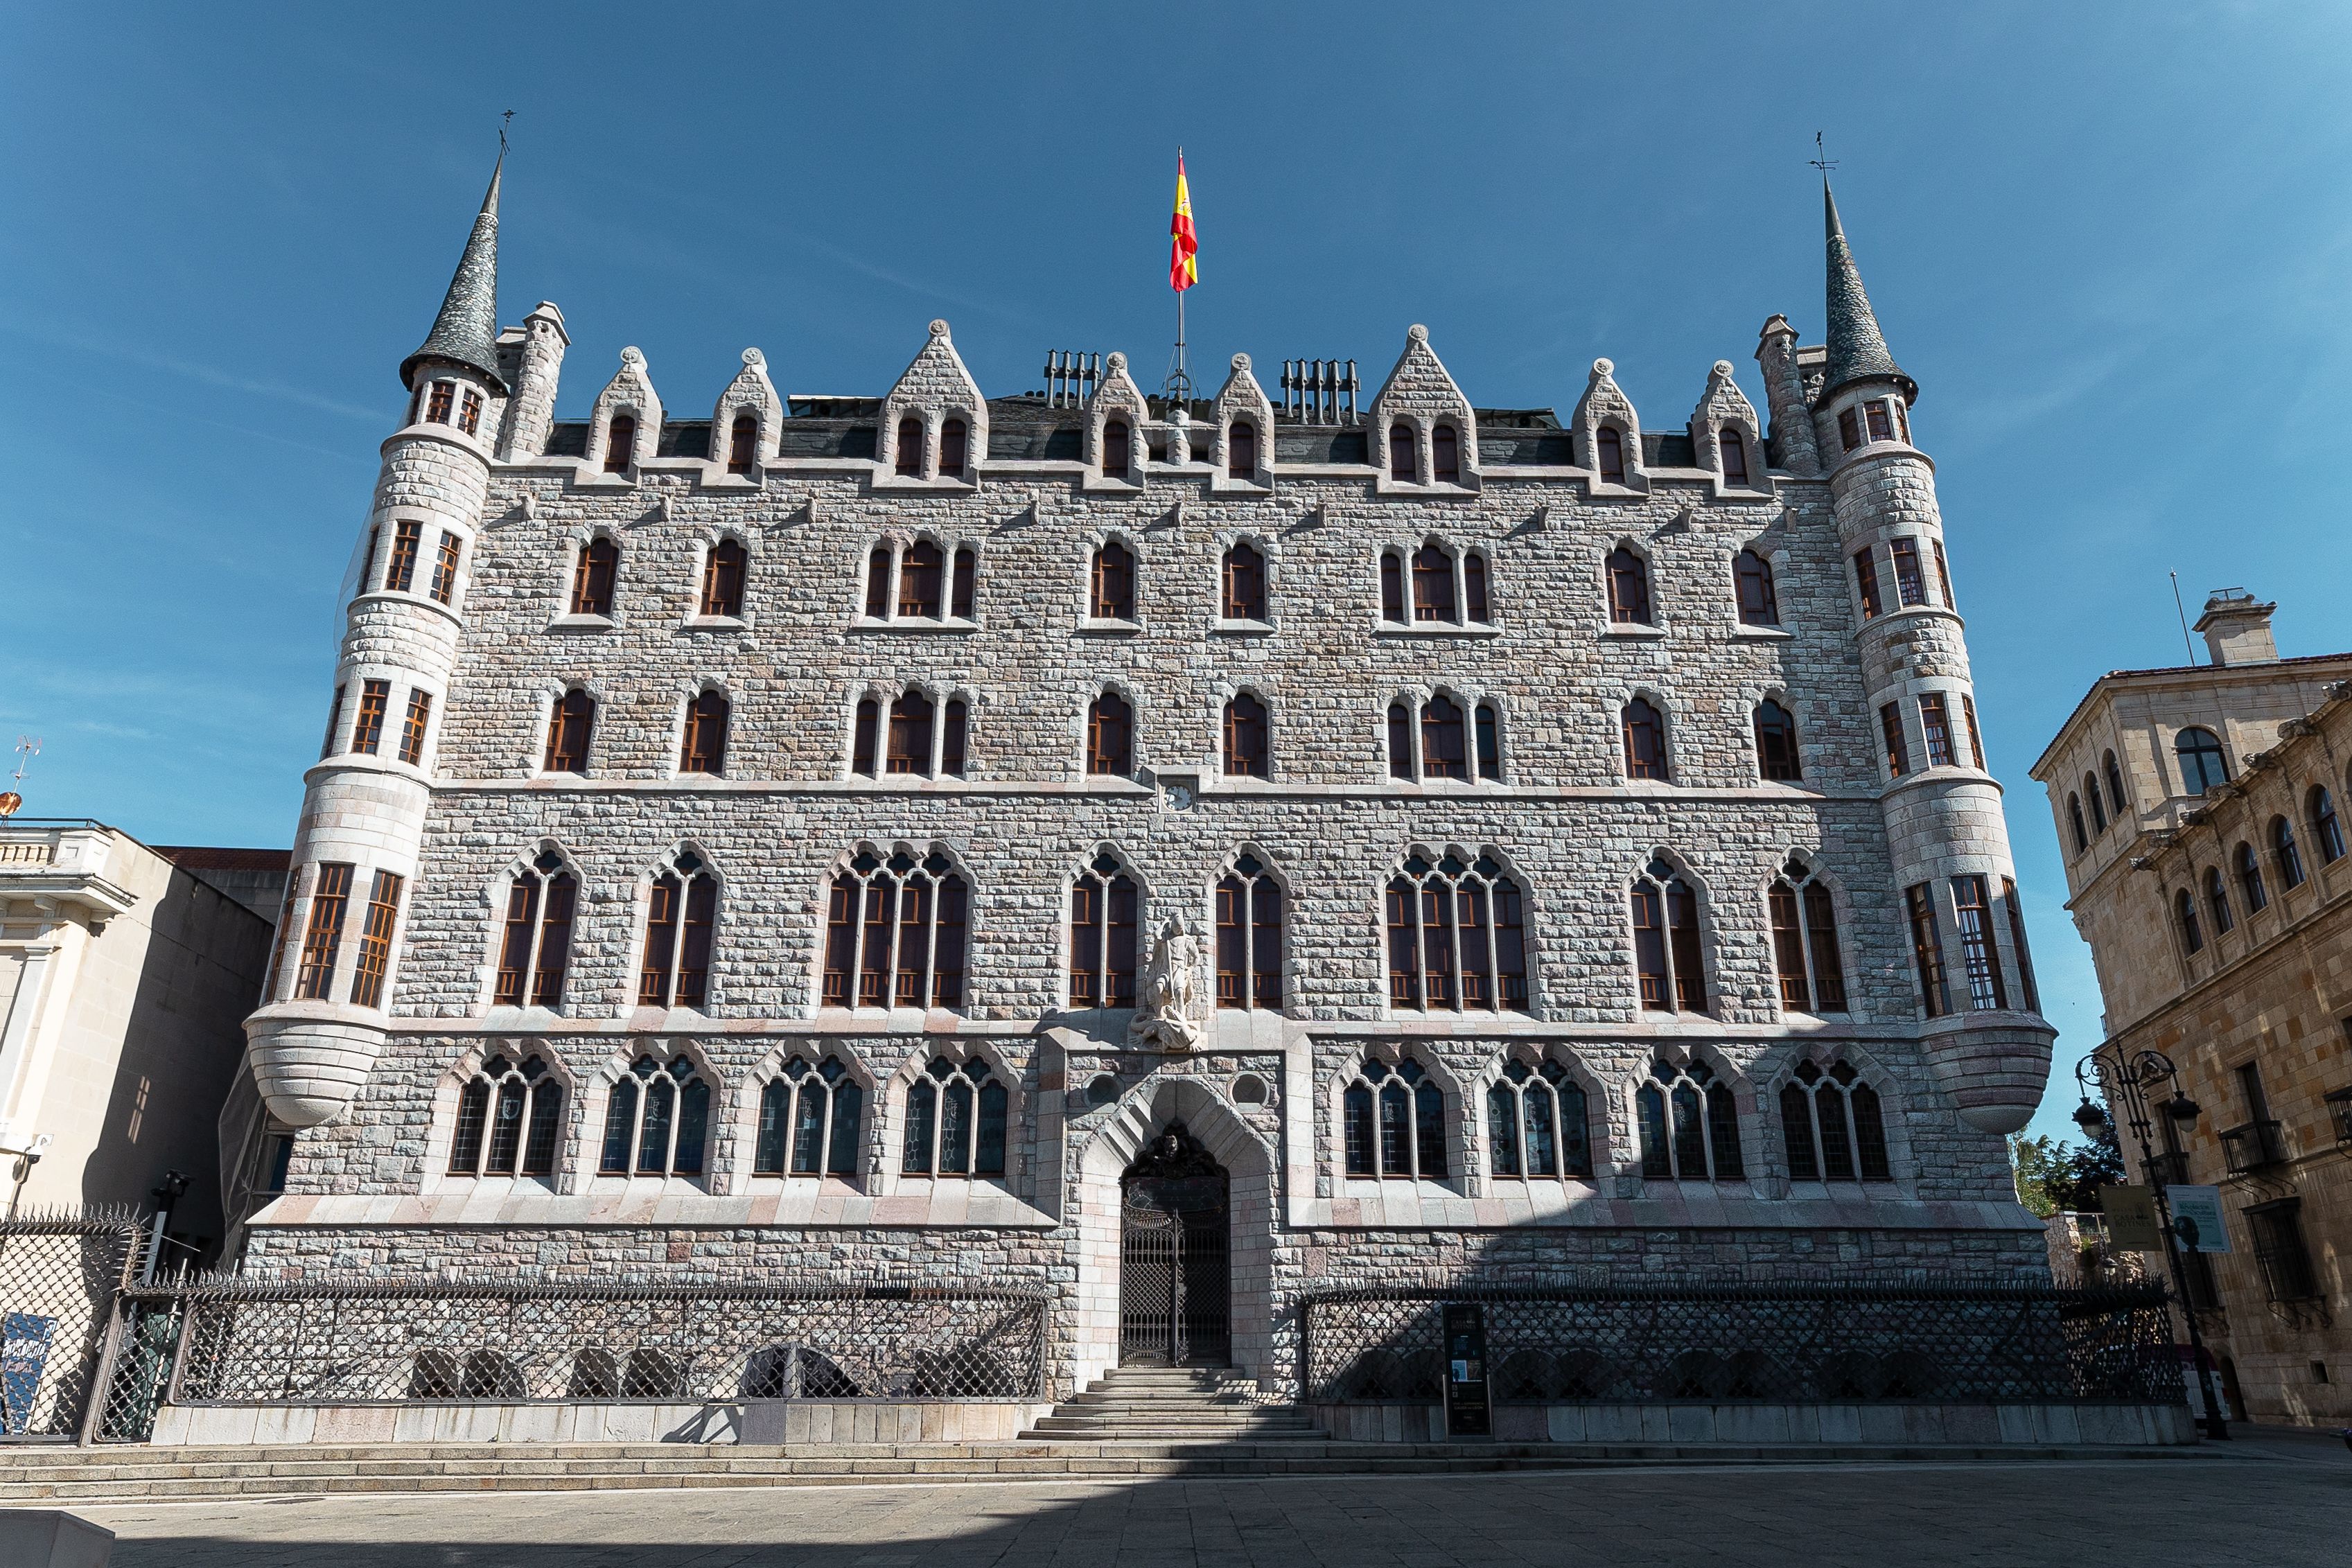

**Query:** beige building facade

left=2033, top=592, right=2352, bottom=1425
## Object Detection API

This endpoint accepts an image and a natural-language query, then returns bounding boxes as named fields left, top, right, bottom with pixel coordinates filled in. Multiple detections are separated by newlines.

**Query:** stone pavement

left=54, top=1436, right=2352, bottom=1568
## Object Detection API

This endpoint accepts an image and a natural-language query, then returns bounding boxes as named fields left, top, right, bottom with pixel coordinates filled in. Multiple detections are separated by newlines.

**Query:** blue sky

left=6, top=3, right=2349, bottom=1144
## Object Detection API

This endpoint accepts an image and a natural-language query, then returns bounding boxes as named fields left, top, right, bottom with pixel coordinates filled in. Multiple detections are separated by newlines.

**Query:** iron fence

left=1299, top=1282, right=2182, bottom=1407
left=0, top=1210, right=147, bottom=1442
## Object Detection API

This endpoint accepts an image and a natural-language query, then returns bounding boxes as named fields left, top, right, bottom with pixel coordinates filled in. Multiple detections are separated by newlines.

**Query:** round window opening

left=1231, top=1073, right=1269, bottom=1105
left=1085, top=1073, right=1122, bottom=1108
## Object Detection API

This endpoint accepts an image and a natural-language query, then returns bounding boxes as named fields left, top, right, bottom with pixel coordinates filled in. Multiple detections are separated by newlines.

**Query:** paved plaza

left=51, top=1437, right=2352, bottom=1568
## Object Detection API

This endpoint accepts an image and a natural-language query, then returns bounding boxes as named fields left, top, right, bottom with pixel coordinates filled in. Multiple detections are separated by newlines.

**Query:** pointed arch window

left=494, top=848, right=578, bottom=1009
left=2311, top=786, right=2345, bottom=863
left=1224, top=693, right=1270, bottom=777
left=1631, top=857, right=1705, bottom=1013
left=1380, top=553, right=1405, bottom=622
left=1464, top=552, right=1490, bottom=623
left=852, top=697, right=880, bottom=776
left=1385, top=852, right=1529, bottom=1014
left=1412, top=543, right=1457, bottom=623
left=1719, top=428, right=1748, bottom=486
left=1421, top=694, right=1468, bottom=779
left=639, top=849, right=719, bottom=1010
left=902, top=1057, right=1006, bottom=1177
left=2175, top=728, right=2228, bottom=794
left=1734, top=549, right=1778, bottom=626
left=754, top=1057, right=862, bottom=1178
left=1215, top=854, right=1282, bottom=1010
left=898, top=542, right=943, bottom=618
left=1101, top=418, right=1131, bottom=477
left=1227, top=419, right=1257, bottom=477
left=604, top=414, right=636, bottom=473
left=599, top=1055, right=708, bottom=1177
left=1767, top=858, right=1847, bottom=1014
left=1091, top=541, right=1136, bottom=620
left=2272, top=816, right=2305, bottom=890
left=2236, top=841, right=2267, bottom=913
left=951, top=546, right=976, bottom=618
left=2204, top=866, right=2234, bottom=935
left=1343, top=1057, right=1446, bottom=1179
left=894, top=414, right=923, bottom=476
left=680, top=689, right=730, bottom=775
left=1087, top=691, right=1134, bottom=775
left=938, top=416, right=967, bottom=476
left=822, top=849, right=969, bottom=1010
left=887, top=690, right=936, bottom=775
left=1755, top=700, right=1802, bottom=782
left=1780, top=1060, right=1890, bottom=1183
left=1622, top=698, right=1669, bottom=782
left=2085, top=774, right=2107, bottom=835
left=1596, top=425, right=1625, bottom=484
left=448, top=1053, right=563, bottom=1179
left=1222, top=543, right=1267, bottom=621
left=1069, top=852, right=1139, bottom=1008
left=864, top=545, right=893, bottom=617
left=2177, top=887, right=2205, bottom=953
left=571, top=537, right=619, bottom=617
left=1636, top=1057, right=1742, bottom=1182
left=700, top=539, right=747, bottom=618
left=1389, top=422, right=1416, bottom=481
left=1432, top=423, right=1459, bottom=484
left=727, top=412, right=758, bottom=474
left=1487, top=1059, right=1590, bottom=1180
left=1605, top=547, right=1651, bottom=624
left=2103, top=751, right=2127, bottom=817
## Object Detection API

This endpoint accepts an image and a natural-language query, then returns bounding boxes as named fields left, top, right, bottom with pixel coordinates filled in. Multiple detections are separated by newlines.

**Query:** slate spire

left=1820, top=181, right=1914, bottom=404
left=401, top=150, right=509, bottom=393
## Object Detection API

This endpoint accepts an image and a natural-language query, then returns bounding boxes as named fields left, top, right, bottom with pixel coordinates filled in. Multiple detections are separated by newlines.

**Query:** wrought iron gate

left=1118, top=1125, right=1230, bottom=1366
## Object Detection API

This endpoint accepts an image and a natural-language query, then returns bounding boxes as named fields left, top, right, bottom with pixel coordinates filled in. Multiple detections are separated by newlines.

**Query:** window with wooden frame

left=1227, top=419, right=1257, bottom=477
left=897, top=542, right=943, bottom=618
left=348, top=870, right=404, bottom=1010
left=1215, top=854, right=1282, bottom=1010
left=1342, top=1057, right=1446, bottom=1180
left=1475, top=701, right=1502, bottom=781
left=1733, top=549, right=1778, bottom=626
left=1488, top=1059, right=1590, bottom=1180
left=1412, top=543, right=1457, bottom=623
left=1755, top=700, right=1802, bottom=782
left=1962, top=696, right=1987, bottom=770
left=1920, top=694, right=1956, bottom=768
left=397, top=690, right=432, bottom=766
left=894, top=414, right=923, bottom=476
left=1621, top=698, right=1670, bottom=782
left=1388, top=421, right=1416, bottom=481
left=350, top=680, right=390, bottom=755
left=385, top=520, right=423, bottom=592
left=2001, top=877, right=2039, bottom=1013
left=850, top=698, right=880, bottom=777
left=1069, top=852, right=1139, bottom=1008
left=1949, top=873, right=2008, bottom=1010
left=493, top=848, right=577, bottom=1009
left=821, top=848, right=969, bottom=1010
left=1421, top=694, right=1469, bottom=780
left=1630, top=858, right=1706, bottom=1013
left=459, top=388, right=482, bottom=437
left=1780, top=1060, right=1890, bottom=1183
left=2175, top=728, right=2228, bottom=793
left=1932, top=540, right=1956, bottom=609
left=941, top=698, right=967, bottom=777
left=1387, top=703, right=1413, bottom=779
left=320, top=685, right=345, bottom=761
left=1224, top=693, right=1270, bottom=778
left=2311, top=786, right=2346, bottom=863
left=1852, top=547, right=1882, bottom=620
left=886, top=690, right=934, bottom=776
left=1605, top=547, right=1651, bottom=624
left=2236, top=841, right=2267, bottom=913
left=604, top=413, right=636, bottom=473
left=1890, top=538, right=1928, bottom=608
left=1432, top=423, right=1459, bottom=484
left=1880, top=703, right=1911, bottom=777
left=1222, top=543, right=1267, bottom=621
left=1905, top=883, right=1952, bottom=1018
left=1385, top=852, right=1529, bottom=1014
left=679, top=689, right=730, bottom=775
left=901, top=1057, right=1006, bottom=1178
left=1380, top=552, right=1406, bottom=622
left=1087, top=691, right=1133, bottom=775
left=448, top=1054, right=563, bottom=1180
left=700, top=539, right=747, bottom=617
left=2272, top=816, right=2306, bottom=890
left=2205, top=866, right=2235, bottom=935
left=727, top=412, right=758, bottom=474
left=1636, top=1056, right=1742, bottom=1182
left=864, top=546, right=893, bottom=617
left=599, top=1054, right=710, bottom=1178
left=938, top=416, right=967, bottom=476
left=544, top=688, right=595, bottom=773
left=951, top=546, right=976, bottom=618
left=1865, top=400, right=1894, bottom=443
left=1597, top=425, right=1625, bottom=484
left=1836, top=406, right=1861, bottom=452
left=1719, top=427, right=1749, bottom=486
left=425, top=382, right=455, bottom=425
left=1464, top=552, right=1490, bottom=623
left=1767, top=857, right=1847, bottom=1014
left=755, top=1057, right=863, bottom=1178
left=571, top=537, right=619, bottom=617
left=2175, top=887, right=2204, bottom=954
left=430, top=531, right=463, bottom=606
left=638, top=850, right=719, bottom=1010
left=1091, top=541, right=1136, bottom=620
left=1100, top=418, right=1131, bottom=477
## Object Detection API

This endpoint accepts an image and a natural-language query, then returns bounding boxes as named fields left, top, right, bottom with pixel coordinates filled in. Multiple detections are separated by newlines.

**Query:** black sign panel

left=1442, top=1303, right=1490, bottom=1437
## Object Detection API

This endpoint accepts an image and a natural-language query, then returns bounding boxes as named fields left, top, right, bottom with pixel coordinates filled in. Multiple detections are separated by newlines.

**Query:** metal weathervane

left=0, top=737, right=40, bottom=819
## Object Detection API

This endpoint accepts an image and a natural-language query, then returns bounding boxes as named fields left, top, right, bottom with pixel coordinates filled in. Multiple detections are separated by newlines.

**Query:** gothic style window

left=1387, top=703, right=1412, bottom=779
left=901, top=1057, right=1006, bottom=1177
left=1385, top=853, right=1529, bottom=1013
left=2085, top=773, right=2107, bottom=834
left=1780, top=1060, right=1890, bottom=1183
left=1487, top=1059, right=1590, bottom=1179
left=1905, top=883, right=1951, bottom=1017
left=2175, top=728, right=2228, bottom=793
left=459, top=388, right=482, bottom=436
left=1091, top=541, right=1135, bottom=619
left=539, top=688, right=594, bottom=775
left=1597, top=425, right=1624, bottom=484
left=2312, top=786, right=2346, bottom=863
left=888, top=690, right=935, bottom=776
left=1622, top=698, right=1669, bottom=782
left=430, top=531, right=463, bottom=606
left=728, top=411, right=757, bottom=473
left=386, top=520, right=423, bottom=592
left=1852, top=547, right=1881, bottom=620
left=1380, top=552, right=1405, bottom=622
left=1733, top=549, right=1778, bottom=626
left=599, top=1055, right=709, bottom=1177
left=1755, top=700, right=1802, bottom=782
left=2103, top=751, right=2127, bottom=816
left=348, top=870, right=405, bottom=1010
left=1087, top=691, right=1134, bottom=775
left=2272, top=816, right=2305, bottom=890
left=895, top=414, right=922, bottom=476
left=449, top=1054, right=563, bottom=1179
left=1224, top=694, right=1269, bottom=778
left=942, top=698, right=968, bottom=777
left=425, top=382, right=454, bottom=424
left=1101, top=418, right=1130, bottom=476
left=294, top=863, right=352, bottom=1001
left=1422, top=695, right=1468, bottom=780
left=1630, top=858, right=1705, bottom=1013
left=1227, top=419, right=1256, bottom=477
left=754, top=1057, right=862, bottom=1177
left=1464, top=553, right=1490, bottom=623
left=2236, top=841, right=2267, bottom=913
left=1636, top=1057, right=1742, bottom=1182
left=495, top=849, right=577, bottom=1008
left=898, top=542, right=943, bottom=618
left=2205, top=866, right=2234, bottom=935
left=1223, top=543, right=1267, bottom=620
left=1890, top=538, right=1927, bottom=608
left=1412, top=543, right=1457, bottom=623
left=604, top=413, right=636, bottom=473
left=680, top=689, right=730, bottom=775
left=1389, top=422, right=1415, bottom=481
left=572, top=537, right=618, bottom=617
left=951, top=546, right=976, bottom=618
left=1069, top=853, right=1139, bottom=1008
left=938, top=416, right=967, bottom=475
left=1950, top=874, right=2008, bottom=1010
left=821, top=849, right=969, bottom=1010
left=639, top=850, right=719, bottom=1010
left=701, top=540, right=747, bottom=617
left=351, top=679, right=389, bottom=755
left=1767, top=858, right=1847, bottom=1014
left=1962, top=696, right=1987, bottom=769
left=2176, top=887, right=2204, bottom=953
left=865, top=546, right=892, bottom=617
left=1605, top=547, right=1651, bottom=624
left=1432, top=423, right=1459, bottom=484
left=1342, top=1057, right=1446, bottom=1179
left=2002, top=877, right=2040, bottom=1013
left=1880, top=703, right=1911, bottom=777
left=1920, top=694, right=1956, bottom=768
left=1475, top=702, right=1502, bottom=779
left=1215, top=854, right=1282, bottom=1010
left=1719, top=428, right=1748, bottom=486
left=2067, top=793, right=2089, bottom=856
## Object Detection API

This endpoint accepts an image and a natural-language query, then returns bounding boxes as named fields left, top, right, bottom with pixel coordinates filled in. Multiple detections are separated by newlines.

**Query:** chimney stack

left=2193, top=588, right=2279, bottom=667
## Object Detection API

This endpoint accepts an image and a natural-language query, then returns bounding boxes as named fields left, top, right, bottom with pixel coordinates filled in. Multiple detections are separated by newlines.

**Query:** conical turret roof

left=401, top=153, right=507, bottom=393
left=1820, top=182, right=1913, bottom=403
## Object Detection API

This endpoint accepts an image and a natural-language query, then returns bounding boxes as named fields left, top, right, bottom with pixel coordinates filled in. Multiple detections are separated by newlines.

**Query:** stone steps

left=1015, top=1366, right=1326, bottom=1444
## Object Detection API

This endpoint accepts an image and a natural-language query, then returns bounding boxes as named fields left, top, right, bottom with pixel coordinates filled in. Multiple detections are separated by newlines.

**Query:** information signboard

left=2165, top=1186, right=2232, bottom=1253
left=1, top=1312, right=55, bottom=1436
left=1442, top=1302, right=1490, bottom=1438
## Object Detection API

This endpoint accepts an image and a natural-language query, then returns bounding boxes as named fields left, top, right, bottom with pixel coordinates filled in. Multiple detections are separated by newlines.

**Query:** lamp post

left=2071, top=1046, right=2229, bottom=1441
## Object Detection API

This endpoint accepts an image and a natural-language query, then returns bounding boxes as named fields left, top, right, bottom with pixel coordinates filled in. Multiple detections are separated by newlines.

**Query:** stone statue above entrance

left=1130, top=914, right=1206, bottom=1051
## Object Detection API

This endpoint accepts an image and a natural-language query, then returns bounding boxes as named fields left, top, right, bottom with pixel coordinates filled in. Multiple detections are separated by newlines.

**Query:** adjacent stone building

left=234, top=159, right=2057, bottom=1398
left=2033, top=594, right=2351, bottom=1426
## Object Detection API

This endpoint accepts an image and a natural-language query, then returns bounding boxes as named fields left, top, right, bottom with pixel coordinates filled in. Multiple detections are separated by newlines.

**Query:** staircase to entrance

left=1019, top=1366, right=1324, bottom=1443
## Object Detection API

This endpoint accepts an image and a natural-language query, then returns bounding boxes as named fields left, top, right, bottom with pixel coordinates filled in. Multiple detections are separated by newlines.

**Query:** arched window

left=1475, top=702, right=1502, bottom=781
left=2103, top=751, right=2127, bottom=817
left=570, top=537, right=618, bottom=617
left=943, top=698, right=968, bottom=777
left=1101, top=418, right=1130, bottom=477
left=1636, top=1056, right=1741, bottom=1182
left=1387, top=703, right=1412, bottom=779
left=603, top=413, right=635, bottom=473
left=1223, top=543, right=1267, bottom=621
left=700, top=539, right=747, bottom=618
left=901, top=1057, right=1006, bottom=1177
left=1733, top=549, right=1778, bottom=626
left=1091, top=541, right=1135, bottom=620
left=1224, top=693, right=1269, bottom=778
left=2312, top=786, right=2346, bottom=863
left=639, top=850, right=719, bottom=1010
left=1780, top=1060, right=1890, bottom=1183
left=1755, top=700, right=1802, bottom=782
left=1069, top=852, right=1139, bottom=1007
left=1432, top=423, right=1459, bottom=484
left=864, top=545, right=893, bottom=618
left=1389, top=422, right=1416, bottom=482
left=1227, top=420, right=1256, bottom=477
left=851, top=696, right=881, bottom=777
left=543, top=688, right=595, bottom=774
left=1380, top=552, right=1405, bottom=622
left=1421, top=694, right=1468, bottom=780
left=680, top=689, right=730, bottom=775
left=2085, top=774, right=2107, bottom=835
left=1631, top=857, right=1705, bottom=1013
left=727, top=411, right=757, bottom=475
left=448, top=1054, right=563, bottom=1179
left=1385, top=852, right=1529, bottom=1013
left=1342, top=1057, right=1446, bottom=1179
left=1622, top=698, right=1670, bottom=782
left=887, top=690, right=935, bottom=775
left=1464, top=553, right=1491, bottom=623
left=2204, top=866, right=2234, bottom=935
left=494, top=849, right=578, bottom=1009
left=823, top=848, right=969, bottom=1010
left=754, top=1057, right=861, bottom=1177
left=1767, top=857, right=1848, bottom=1014
left=1487, top=1059, right=1590, bottom=1179
left=1719, top=428, right=1749, bottom=486
left=2272, top=816, right=2306, bottom=890
left=1087, top=691, right=1134, bottom=775
left=599, top=1054, right=709, bottom=1177
left=898, top=541, right=943, bottom=618
left=1216, top=854, right=1282, bottom=1010
left=2067, top=794, right=2089, bottom=855
left=894, top=414, right=923, bottom=476
left=2175, top=728, right=2228, bottom=794
left=2236, top=841, right=2267, bottom=913
left=1605, top=547, right=1651, bottom=624
left=938, top=416, right=967, bottom=476
left=1412, top=543, right=1457, bottom=622
left=1596, top=425, right=1625, bottom=484
left=2176, top=888, right=2204, bottom=953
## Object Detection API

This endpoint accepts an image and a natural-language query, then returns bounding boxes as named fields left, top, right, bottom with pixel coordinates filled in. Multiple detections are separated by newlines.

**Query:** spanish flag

left=1169, top=153, right=1197, bottom=292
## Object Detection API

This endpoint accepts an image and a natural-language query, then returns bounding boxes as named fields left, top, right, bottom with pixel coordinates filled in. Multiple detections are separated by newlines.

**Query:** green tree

left=2010, top=1134, right=2062, bottom=1216
left=2010, top=1127, right=2131, bottom=1217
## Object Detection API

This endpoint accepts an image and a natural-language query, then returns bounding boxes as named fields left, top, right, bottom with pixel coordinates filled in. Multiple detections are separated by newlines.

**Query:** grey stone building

left=236, top=159, right=2057, bottom=1398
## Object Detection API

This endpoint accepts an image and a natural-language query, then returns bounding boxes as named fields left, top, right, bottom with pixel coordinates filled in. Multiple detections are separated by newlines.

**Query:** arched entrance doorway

left=1118, top=1122, right=1229, bottom=1366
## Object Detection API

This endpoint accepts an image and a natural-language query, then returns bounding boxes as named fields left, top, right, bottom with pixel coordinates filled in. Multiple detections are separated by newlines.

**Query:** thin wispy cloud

left=0, top=320, right=385, bottom=423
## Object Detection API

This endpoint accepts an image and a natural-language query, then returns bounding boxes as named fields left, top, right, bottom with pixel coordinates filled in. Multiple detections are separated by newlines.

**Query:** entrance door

left=1118, top=1123, right=1230, bottom=1366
